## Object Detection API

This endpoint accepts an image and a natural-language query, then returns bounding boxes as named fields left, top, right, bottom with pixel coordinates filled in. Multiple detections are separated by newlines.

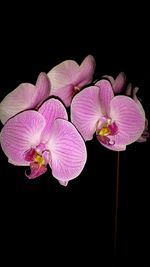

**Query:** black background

left=1, top=4, right=150, bottom=266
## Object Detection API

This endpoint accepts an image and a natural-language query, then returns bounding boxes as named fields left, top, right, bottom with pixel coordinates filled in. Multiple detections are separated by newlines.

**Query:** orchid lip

left=96, top=116, right=118, bottom=146
left=24, top=144, right=50, bottom=179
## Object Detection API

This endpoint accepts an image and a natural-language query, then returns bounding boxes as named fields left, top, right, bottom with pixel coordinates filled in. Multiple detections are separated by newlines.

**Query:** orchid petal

left=75, top=55, right=96, bottom=87
left=50, top=84, right=74, bottom=107
left=132, top=87, right=145, bottom=115
left=38, top=98, right=68, bottom=142
left=96, top=79, right=114, bottom=115
left=113, top=72, right=126, bottom=93
left=34, top=72, right=51, bottom=108
left=0, top=73, right=50, bottom=125
left=47, top=119, right=87, bottom=181
left=48, top=60, right=79, bottom=93
left=110, top=96, right=145, bottom=146
left=0, top=111, right=45, bottom=165
left=126, top=85, right=148, bottom=143
left=125, top=85, right=145, bottom=116
left=71, top=86, right=102, bottom=140
left=0, top=83, right=35, bottom=124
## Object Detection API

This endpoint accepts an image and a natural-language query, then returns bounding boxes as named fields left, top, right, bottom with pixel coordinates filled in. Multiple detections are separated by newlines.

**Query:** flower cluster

left=0, top=56, right=149, bottom=186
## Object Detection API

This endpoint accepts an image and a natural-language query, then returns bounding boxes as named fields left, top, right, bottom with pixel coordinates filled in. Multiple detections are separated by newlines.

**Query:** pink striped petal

left=47, top=119, right=87, bottom=182
left=125, top=85, right=145, bottom=115
left=0, top=73, right=50, bottom=124
left=110, top=96, right=145, bottom=146
left=48, top=60, right=79, bottom=93
left=71, top=86, right=102, bottom=140
left=50, top=84, right=74, bottom=107
left=0, top=83, right=35, bottom=124
left=96, top=79, right=114, bottom=115
left=75, top=55, right=96, bottom=87
left=113, top=72, right=126, bottom=93
left=34, top=72, right=51, bottom=108
left=125, top=86, right=147, bottom=142
left=0, top=111, right=45, bottom=165
left=38, top=99, right=68, bottom=142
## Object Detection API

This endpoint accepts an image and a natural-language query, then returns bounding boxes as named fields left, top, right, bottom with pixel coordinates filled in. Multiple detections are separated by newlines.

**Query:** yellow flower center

left=98, top=127, right=110, bottom=137
left=34, top=154, right=45, bottom=167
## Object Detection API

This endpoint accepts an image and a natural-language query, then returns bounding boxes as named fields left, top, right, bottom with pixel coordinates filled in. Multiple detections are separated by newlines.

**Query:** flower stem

left=114, top=151, right=120, bottom=263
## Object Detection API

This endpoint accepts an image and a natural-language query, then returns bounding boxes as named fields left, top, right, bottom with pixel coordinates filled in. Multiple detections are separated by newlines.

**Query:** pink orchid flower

left=71, top=79, right=145, bottom=151
left=0, top=98, right=87, bottom=186
left=47, top=55, right=96, bottom=107
left=0, top=72, right=50, bottom=124
left=103, top=73, right=149, bottom=142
